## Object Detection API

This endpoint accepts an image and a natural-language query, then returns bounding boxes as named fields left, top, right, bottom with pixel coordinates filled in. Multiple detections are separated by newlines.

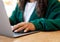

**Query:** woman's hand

left=13, top=22, right=35, bottom=32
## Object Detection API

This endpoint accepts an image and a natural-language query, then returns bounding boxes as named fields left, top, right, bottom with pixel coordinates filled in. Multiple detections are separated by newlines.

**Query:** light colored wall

left=3, top=0, right=17, bottom=17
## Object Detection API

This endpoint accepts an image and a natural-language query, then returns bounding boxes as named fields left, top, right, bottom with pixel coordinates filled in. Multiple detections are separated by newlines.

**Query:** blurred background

left=3, top=0, right=17, bottom=17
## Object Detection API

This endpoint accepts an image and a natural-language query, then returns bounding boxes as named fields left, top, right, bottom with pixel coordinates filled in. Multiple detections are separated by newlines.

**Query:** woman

left=10, top=0, right=60, bottom=32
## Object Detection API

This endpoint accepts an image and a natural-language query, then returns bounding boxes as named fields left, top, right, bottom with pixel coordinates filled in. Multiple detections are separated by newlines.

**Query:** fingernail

left=24, top=30, right=27, bottom=32
left=14, top=30, right=17, bottom=32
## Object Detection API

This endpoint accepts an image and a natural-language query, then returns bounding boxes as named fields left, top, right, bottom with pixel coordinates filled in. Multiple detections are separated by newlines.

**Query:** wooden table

left=0, top=31, right=60, bottom=42
left=0, top=35, right=14, bottom=42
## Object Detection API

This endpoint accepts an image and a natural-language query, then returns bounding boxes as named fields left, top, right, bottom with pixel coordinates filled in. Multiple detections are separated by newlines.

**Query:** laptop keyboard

left=14, top=30, right=33, bottom=34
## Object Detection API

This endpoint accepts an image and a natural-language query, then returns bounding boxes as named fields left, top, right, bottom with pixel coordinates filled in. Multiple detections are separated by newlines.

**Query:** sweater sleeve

left=30, top=0, right=60, bottom=31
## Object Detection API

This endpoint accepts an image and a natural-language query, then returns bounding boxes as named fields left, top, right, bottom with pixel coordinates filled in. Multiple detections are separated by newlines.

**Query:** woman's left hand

left=13, top=22, right=35, bottom=32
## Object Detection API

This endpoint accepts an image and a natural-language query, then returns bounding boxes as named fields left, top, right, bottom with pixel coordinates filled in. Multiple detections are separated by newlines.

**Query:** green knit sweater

left=10, top=0, right=60, bottom=31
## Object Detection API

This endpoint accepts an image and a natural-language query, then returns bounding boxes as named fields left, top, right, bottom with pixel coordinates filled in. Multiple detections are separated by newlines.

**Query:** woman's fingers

left=24, top=28, right=29, bottom=32
left=14, top=24, right=28, bottom=32
left=13, top=22, right=26, bottom=31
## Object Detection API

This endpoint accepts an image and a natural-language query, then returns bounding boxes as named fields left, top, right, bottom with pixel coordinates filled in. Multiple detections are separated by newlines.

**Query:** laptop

left=0, top=0, right=39, bottom=37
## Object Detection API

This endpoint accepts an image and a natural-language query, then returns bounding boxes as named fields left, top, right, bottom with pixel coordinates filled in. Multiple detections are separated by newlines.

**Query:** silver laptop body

left=0, top=0, right=39, bottom=37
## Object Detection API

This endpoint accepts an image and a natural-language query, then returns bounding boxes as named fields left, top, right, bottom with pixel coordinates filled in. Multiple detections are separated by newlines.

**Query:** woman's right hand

left=13, top=22, right=36, bottom=32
